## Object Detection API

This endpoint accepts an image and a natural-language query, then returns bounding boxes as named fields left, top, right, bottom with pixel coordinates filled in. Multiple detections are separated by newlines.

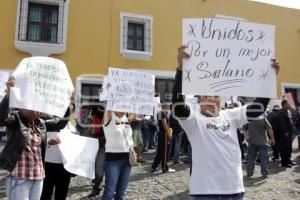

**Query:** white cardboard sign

left=183, top=18, right=276, bottom=98
left=58, top=129, right=99, bottom=179
left=104, top=68, right=155, bottom=115
left=0, top=71, right=10, bottom=100
left=10, top=57, right=74, bottom=118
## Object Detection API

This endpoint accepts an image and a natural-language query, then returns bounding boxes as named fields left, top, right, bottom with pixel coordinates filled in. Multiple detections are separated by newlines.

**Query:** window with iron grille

left=120, top=12, right=153, bottom=61
left=127, top=23, right=144, bottom=51
left=26, top=2, right=59, bottom=43
left=15, top=0, right=69, bottom=56
left=16, top=0, right=66, bottom=44
left=155, top=79, right=174, bottom=102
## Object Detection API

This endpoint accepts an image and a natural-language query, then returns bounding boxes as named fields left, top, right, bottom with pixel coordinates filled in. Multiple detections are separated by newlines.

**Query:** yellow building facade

left=1, top=0, right=300, bottom=103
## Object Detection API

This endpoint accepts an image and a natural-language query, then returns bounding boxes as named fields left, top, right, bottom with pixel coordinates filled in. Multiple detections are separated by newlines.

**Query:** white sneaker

left=166, top=168, right=176, bottom=173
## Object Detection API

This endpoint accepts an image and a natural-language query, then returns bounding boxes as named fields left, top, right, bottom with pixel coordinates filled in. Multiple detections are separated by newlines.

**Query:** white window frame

left=281, top=82, right=300, bottom=95
left=120, top=12, right=153, bottom=61
left=15, top=0, right=70, bottom=56
left=75, top=76, right=104, bottom=122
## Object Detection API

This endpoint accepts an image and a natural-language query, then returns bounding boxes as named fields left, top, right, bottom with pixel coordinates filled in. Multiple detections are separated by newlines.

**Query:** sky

left=250, top=0, right=300, bottom=10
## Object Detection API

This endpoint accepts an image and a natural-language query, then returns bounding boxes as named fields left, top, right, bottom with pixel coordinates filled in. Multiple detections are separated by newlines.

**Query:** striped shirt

left=9, top=126, right=45, bottom=180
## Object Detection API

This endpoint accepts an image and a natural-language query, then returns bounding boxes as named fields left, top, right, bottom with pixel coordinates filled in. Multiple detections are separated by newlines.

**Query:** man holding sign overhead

left=173, top=44, right=279, bottom=199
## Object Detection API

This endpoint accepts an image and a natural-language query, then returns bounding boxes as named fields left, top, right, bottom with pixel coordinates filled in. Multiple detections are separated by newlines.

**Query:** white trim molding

left=281, top=82, right=300, bottom=95
left=75, top=75, right=104, bottom=121
left=130, top=68, right=175, bottom=79
left=14, top=0, right=70, bottom=56
left=120, top=12, right=153, bottom=61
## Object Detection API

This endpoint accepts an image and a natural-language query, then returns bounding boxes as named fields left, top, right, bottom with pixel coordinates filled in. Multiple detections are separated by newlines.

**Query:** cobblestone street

left=0, top=140, right=300, bottom=200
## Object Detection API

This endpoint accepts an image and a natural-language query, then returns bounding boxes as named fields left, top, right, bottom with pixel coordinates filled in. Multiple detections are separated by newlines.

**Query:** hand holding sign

left=0, top=71, right=11, bottom=100
left=177, top=46, right=191, bottom=69
left=5, top=76, right=15, bottom=97
left=48, top=137, right=61, bottom=145
left=271, top=58, right=280, bottom=75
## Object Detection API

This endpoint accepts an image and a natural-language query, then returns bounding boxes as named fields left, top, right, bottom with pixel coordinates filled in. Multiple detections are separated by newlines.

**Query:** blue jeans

left=247, top=144, right=268, bottom=176
left=142, top=131, right=157, bottom=150
left=6, top=176, right=43, bottom=200
left=189, top=193, right=245, bottom=200
left=148, top=131, right=156, bottom=148
left=102, top=159, right=132, bottom=200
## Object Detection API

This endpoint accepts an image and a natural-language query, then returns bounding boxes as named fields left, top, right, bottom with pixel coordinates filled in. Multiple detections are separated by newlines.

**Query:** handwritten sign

left=10, top=57, right=74, bottom=118
left=104, top=68, right=155, bottom=115
left=0, top=71, right=10, bottom=101
left=58, top=128, right=99, bottom=179
left=183, top=18, right=276, bottom=97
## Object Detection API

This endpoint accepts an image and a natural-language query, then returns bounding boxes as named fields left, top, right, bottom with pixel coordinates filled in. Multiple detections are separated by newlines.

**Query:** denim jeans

left=102, top=159, right=132, bottom=200
left=189, top=193, right=245, bottom=200
left=173, top=131, right=183, bottom=162
left=6, top=176, right=43, bottom=200
left=247, top=144, right=269, bottom=176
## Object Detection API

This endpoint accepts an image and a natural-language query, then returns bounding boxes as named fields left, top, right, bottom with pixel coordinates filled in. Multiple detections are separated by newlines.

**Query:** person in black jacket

left=0, top=77, right=71, bottom=200
left=267, top=105, right=281, bottom=161
left=277, top=100, right=296, bottom=167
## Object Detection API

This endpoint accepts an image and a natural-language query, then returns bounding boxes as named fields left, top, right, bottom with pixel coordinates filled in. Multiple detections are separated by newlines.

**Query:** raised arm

left=0, top=77, right=16, bottom=127
left=172, top=46, right=191, bottom=119
left=103, top=110, right=112, bottom=126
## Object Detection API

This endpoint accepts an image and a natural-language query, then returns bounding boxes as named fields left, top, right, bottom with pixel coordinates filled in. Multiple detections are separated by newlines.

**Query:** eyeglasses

left=115, top=122, right=130, bottom=125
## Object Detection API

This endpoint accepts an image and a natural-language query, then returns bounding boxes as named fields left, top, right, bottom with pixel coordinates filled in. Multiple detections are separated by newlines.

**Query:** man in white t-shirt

left=172, top=46, right=280, bottom=200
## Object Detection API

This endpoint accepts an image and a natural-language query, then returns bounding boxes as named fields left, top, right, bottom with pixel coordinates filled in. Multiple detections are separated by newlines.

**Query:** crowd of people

left=0, top=47, right=300, bottom=200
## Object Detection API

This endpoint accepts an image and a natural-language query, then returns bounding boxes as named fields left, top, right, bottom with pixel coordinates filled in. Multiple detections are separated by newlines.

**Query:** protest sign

left=0, top=71, right=10, bottom=101
left=10, top=57, right=74, bottom=118
left=58, top=127, right=98, bottom=179
left=183, top=18, right=276, bottom=98
left=104, top=68, right=155, bottom=115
